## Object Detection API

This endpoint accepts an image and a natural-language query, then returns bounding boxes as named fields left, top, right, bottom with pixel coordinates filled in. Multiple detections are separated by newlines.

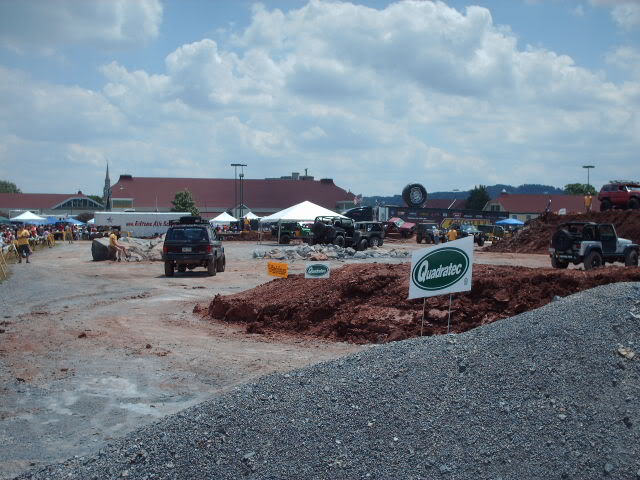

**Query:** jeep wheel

left=625, top=249, right=639, bottom=267
left=217, top=254, right=226, bottom=272
left=280, top=234, right=291, bottom=245
left=369, top=237, right=381, bottom=248
left=584, top=251, right=603, bottom=270
left=600, top=200, right=612, bottom=211
left=164, top=262, right=174, bottom=277
left=477, top=235, right=485, bottom=247
left=629, top=198, right=640, bottom=210
left=416, top=235, right=422, bottom=244
left=551, top=256, right=569, bottom=269
left=207, top=257, right=217, bottom=276
left=358, top=239, right=368, bottom=251
left=333, top=235, right=345, bottom=248
left=177, top=265, right=186, bottom=273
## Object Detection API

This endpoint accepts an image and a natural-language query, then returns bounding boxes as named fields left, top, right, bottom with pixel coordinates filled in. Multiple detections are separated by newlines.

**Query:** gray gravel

left=16, top=282, right=640, bottom=480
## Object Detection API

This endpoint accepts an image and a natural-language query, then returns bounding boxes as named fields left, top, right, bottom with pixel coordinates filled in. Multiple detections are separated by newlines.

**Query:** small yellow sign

left=267, top=261, right=289, bottom=278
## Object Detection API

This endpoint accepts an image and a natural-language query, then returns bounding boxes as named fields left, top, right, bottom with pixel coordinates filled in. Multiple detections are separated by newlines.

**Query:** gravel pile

left=18, top=283, right=640, bottom=480
left=253, top=244, right=410, bottom=261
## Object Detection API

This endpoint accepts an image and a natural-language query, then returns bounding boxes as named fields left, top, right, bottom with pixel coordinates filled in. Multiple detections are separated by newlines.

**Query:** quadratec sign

left=305, top=262, right=330, bottom=278
left=408, top=236, right=474, bottom=300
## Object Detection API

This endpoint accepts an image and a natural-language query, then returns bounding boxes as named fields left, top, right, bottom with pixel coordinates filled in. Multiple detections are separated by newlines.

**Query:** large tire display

left=402, top=183, right=428, bottom=208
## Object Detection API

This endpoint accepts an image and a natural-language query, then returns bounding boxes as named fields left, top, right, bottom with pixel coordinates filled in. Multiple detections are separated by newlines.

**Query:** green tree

left=0, top=180, right=21, bottom=193
left=466, top=185, right=491, bottom=211
left=87, top=194, right=104, bottom=205
left=171, top=189, right=200, bottom=216
left=564, top=183, right=596, bottom=195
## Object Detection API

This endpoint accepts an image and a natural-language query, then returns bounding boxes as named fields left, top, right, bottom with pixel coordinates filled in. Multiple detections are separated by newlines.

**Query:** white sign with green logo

left=305, top=262, right=331, bottom=279
left=408, top=236, right=474, bottom=299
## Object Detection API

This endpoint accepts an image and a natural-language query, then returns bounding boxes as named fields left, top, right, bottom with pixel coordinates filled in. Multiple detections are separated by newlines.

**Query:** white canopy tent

left=10, top=211, right=46, bottom=223
left=260, top=201, right=346, bottom=223
left=210, top=212, right=238, bottom=225
left=243, top=211, right=260, bottom=220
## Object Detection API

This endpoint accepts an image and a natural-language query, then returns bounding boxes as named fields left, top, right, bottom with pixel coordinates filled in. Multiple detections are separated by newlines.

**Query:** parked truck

left=93, top=211, right=191, bottom=238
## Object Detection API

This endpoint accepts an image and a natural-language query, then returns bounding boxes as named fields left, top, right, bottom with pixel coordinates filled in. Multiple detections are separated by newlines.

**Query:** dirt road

left=0, top=240, right=550, bottom=478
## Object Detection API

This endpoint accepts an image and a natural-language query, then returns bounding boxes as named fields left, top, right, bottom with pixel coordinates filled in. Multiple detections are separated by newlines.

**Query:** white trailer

left=93, top=211, right=191, bottom=238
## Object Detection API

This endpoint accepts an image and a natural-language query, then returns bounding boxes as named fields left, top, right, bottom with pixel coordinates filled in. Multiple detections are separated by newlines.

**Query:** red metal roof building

left=0, top=192, right=103, bottom=217
left=484, top=193, right=600, bottom=221
left=109, top=175, right=356, bottom=217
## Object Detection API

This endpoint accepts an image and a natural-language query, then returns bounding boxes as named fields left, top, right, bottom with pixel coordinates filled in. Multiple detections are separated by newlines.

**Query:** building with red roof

left=109, top=173, right=356, bottom=218
left=484, top=193, right=599, bottom=221
left=0, top=192, right=103, bottom=217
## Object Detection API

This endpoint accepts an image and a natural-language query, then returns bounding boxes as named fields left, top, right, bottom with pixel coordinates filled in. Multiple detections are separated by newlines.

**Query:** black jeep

left=354, top=221, right=385, bottom=248
left=416, top=222, right=444, bottom=244
left=450, top=224, right=486, bottom=246
left=312, top=216, right=362, bottom=249
left=162, top=216, right=226, bottom=277
left=549, top=222, right=639, bottom=270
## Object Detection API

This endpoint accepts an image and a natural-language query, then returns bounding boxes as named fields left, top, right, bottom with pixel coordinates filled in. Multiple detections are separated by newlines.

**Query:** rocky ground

left=17, top=282, right=640, bottom=480
left=253, top=243, right=410, bottom=261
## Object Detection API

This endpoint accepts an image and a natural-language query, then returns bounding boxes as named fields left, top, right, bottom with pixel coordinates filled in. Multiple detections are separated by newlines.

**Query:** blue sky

left=0, top=0, right=638, bottom=197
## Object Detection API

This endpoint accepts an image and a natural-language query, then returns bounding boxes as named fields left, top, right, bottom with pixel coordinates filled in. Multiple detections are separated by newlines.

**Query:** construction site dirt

left=486, top=210, right=640, bottom=254
left=0, top=239, right=635, bottom=478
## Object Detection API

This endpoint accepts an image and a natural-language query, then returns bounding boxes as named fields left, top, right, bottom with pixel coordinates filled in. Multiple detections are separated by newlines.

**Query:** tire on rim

left=333, top=235, right=345, bottom=248
left=551, top=255, right=569, bottom=269
left=629, top=198, right=640, bottom=210
left=600, top=200, right=612, bottom=211
left=584, top=250, right=603, bottom=270
left=217, top=254, right=226, bottom=272
left=164, top=262, right=174, bottom=277
left=358, top=239, right=368, bottom=251
left=625, top=249, right=639, bottom=267
left=207, top=256, right=217, bottom=276
left=552, top=229, right=573, bottom=251
left=402, top=183, right=428, bottom=208
left=416, top=234, right=422, bottom=244
left=477, top=235, right=485, bottom=247
left=369, top=236, right=380, bottom=247
left=280, top=234, right=290, bottom=245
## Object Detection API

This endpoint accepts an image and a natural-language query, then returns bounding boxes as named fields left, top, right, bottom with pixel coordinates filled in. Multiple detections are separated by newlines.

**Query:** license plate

left=182, top=247, right=192, bottom=253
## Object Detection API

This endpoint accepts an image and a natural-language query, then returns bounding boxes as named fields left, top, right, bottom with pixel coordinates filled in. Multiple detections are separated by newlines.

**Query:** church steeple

left=102, top=162, right=111, bottom=211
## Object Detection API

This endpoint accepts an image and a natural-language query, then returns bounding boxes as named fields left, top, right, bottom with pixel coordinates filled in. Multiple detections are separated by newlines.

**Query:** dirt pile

left=201, top=263, right=640, bottom=344
left=486, top=210, right=640, bottom=254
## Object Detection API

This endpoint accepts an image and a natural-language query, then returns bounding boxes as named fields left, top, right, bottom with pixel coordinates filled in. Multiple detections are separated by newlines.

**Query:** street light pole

left=230, top=163, right=246, bottom=217
left=582, top=165, right=595, bottom=191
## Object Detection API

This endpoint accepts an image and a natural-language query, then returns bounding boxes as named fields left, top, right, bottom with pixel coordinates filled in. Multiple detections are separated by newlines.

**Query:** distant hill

left=362, top=184, right=565, bottom=207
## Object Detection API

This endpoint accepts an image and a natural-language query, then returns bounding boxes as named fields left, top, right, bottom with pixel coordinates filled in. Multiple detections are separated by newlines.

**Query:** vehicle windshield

left=461, top=225, right=479, bottom=233
left=393, top=219, right=405, bottom=227
left=167, top=227, right=209, bottom=242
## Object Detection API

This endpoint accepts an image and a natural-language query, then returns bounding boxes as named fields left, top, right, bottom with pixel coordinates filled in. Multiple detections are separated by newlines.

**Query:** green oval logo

left=411, top=247, right=469, bottom=291
left=306, top=264, right=329, bottom=277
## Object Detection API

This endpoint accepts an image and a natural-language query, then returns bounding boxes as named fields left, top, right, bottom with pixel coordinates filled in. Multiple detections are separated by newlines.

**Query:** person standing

left=16, top=224, right=31, bottom=263
left=447, top=226, right=458, bottom=242
left=65, top=224, right=73, bottom=244
left=584, top=194, right=593, bottom=213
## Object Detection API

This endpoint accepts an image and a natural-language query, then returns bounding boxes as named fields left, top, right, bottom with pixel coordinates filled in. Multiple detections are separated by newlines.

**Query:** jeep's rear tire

left=280, top=234, right=290, bottom=245
left=416, top=235, right=422, bottom=244
left=600, top=200, right=612, bottom=211
left=164, top=261, right=174, bottom=277
left=629, top=198, right=640, bottom=210
left=177, top=265, right=186, bottom=273
left=358, top=239, right=368, bottom=251
left=625, top=249, right=639, bottom=267
left=207, top=257, right=217, bottom=276
left=217, top=254, right=226, bottom=272
left=551, top=256, right=569, bottom=269
left=477, top=236, right=485, bottom=247
left=333, top=235, right=345, bottom=248
left=369, top=236, right=381, bottom=248
left=584, top=251, right=603, bottom=270
left=552, top=229, right=573, bottom=251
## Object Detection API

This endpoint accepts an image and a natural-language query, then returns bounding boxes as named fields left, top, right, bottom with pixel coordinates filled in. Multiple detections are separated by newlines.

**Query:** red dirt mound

left=200, top=263, right=640, bottom=344
left=485, top=210, right=640, bottom=254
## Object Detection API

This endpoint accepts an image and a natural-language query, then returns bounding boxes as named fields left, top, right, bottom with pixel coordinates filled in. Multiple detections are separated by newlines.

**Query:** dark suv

left=162, top=216, right=226, bottom=277
left=416, top=223, right=443, bottom=244
left=312, top=216, right=361, bottom=248
left=598, top=182, right=640, bottom=211
left=450, top=224, right=486, bottom=246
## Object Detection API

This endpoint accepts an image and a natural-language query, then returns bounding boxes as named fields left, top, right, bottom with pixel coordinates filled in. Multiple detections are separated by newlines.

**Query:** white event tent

left=260, top=201, right=346, bottom=223
left=10, top=211, right=46, bottom=223
left=243, top=211, right=260, bottom=220
left=210, top=212, right=238, bottom=225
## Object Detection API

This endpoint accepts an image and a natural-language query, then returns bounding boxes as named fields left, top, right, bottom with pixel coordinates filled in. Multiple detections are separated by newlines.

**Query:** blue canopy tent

left=496, top=218, right=525, bottom=226
left=65, top=218, right=86, bottom=225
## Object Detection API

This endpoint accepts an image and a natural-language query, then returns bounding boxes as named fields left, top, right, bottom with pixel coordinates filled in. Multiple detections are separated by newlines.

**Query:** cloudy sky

left=0, top=0, right=638, bottom=196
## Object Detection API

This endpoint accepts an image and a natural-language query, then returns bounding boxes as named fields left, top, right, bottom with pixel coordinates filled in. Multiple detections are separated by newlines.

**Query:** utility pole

left=231, top=163, right=247, bottom=219
left=582, top=165, right=595, bottom=191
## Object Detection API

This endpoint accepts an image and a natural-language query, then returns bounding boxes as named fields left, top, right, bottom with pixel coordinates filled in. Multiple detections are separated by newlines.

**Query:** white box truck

left=93, top=212, right=192, bottom=238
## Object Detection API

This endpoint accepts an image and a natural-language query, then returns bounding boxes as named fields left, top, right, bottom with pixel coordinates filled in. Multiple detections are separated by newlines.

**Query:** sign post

left=408, top=236, right=474, bottom=335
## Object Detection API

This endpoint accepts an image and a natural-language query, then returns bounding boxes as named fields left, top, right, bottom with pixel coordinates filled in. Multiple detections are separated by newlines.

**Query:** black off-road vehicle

left=312, top=216, right=373, bottom=249
left=162, top=216, right=226, bottom=277
left=416, top=222, right=444, bottom=244
left=450, top=224, right=486, bottom=246
left=354, top=221, right=385, bottom=248
left=549, top=221, right=639, bottom=270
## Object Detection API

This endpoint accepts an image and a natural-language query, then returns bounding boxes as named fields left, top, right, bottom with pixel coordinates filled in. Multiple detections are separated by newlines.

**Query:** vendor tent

left=0, top=216, right=11, bottom=224
left=210, top=212, right=238, bottom=224
left=496, top=218, right=525, bottom=226
left=260, top=201, right=346, bottom=222
left=65, top=218, right=86, bottom=225
left=243, top=211, right=260, bottom=220
left=10, top=211, right=46, bottom=223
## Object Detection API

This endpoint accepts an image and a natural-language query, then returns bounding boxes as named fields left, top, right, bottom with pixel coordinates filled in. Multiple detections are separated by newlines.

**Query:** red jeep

left=598, top=182, right=640, bottom=211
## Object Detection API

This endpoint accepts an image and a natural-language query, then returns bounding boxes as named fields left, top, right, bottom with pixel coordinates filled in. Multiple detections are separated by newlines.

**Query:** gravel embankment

left=17, top=283, right=640, bottom=480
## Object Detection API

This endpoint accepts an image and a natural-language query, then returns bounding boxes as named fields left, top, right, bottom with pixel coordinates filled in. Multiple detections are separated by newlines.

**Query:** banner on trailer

left=408, top=236, right=474, bottom=300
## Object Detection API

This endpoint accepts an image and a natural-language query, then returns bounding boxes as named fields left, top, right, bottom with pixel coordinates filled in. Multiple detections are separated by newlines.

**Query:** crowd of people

left=0, top=223, right=89, bottom=263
